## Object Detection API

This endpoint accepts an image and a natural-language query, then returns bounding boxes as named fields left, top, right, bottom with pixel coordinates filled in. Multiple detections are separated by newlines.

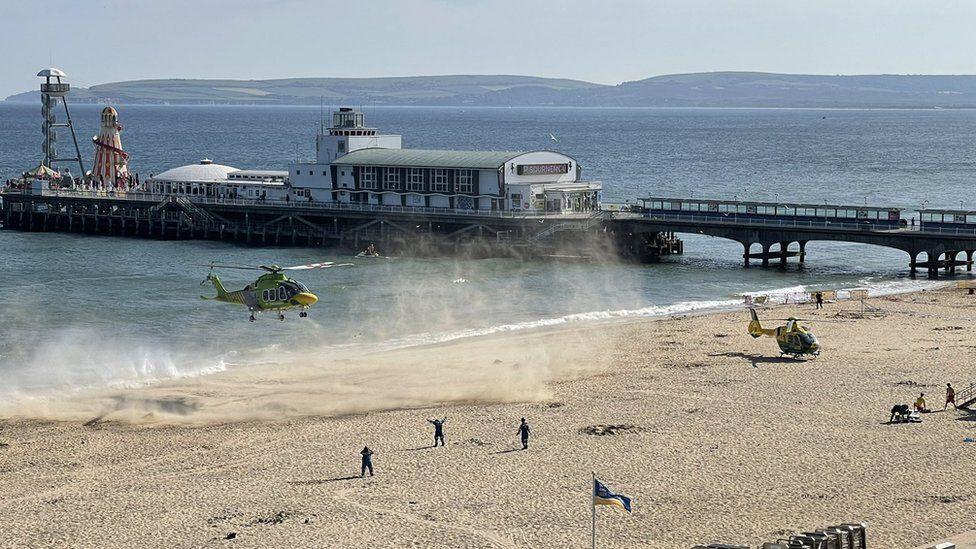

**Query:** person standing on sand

left=360, top=446, right=374, bottom=477
left=945, top=383, right=956, bottom=410
left=428, top=417, right=447, bottom=447
left=518, top=418, right=531, bottom=449
left=815, top=292, right=824, bottom=309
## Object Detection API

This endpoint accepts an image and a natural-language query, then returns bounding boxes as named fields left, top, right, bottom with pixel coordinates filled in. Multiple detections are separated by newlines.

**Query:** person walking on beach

left=945, top=383, right=957, bottom=410
left=360, top=446, right=374, bottom=477
left=814, top=291, right=824, bottom=309
left=517, top=418, right=531, bottom=450
left=428, top=417, right=447, bottom=447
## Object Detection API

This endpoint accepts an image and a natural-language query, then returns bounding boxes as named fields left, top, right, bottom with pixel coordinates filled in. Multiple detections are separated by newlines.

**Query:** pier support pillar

left=762, top=243, right=771, bottom=268
left=798, top=241, right=807, bottom=265
left=967, top=250, right=974, bottom=272
left=778, top=241, right=789, bottom=268
left=743, top=242, right=751, bottom=268
left=927, top=250, right=941, bottom=279
left=909, top=252, right=918, bottom=278
left=946, top=250, right=959, bottom=276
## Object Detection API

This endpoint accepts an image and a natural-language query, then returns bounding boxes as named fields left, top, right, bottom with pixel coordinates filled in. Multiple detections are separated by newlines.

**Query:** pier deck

left=5, top=189, right=976, bottom=276
left=0, top=189, right=675, bottom=261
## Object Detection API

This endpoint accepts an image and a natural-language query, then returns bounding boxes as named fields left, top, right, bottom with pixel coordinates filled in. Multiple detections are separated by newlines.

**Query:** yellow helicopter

left=200, top=261, right=352, bottom=322
left=747, top=308, right=821, bottom=359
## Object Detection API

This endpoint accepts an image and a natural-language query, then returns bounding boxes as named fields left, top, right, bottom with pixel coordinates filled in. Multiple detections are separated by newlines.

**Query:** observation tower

left=38, top=68, right=85, bottom=177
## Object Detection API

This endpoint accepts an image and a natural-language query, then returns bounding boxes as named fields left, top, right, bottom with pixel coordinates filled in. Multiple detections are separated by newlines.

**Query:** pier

left=611, top=202, right=976, bottom=277
left=4, top=189, right=976, bottom=277
left=0, top=189, right=680, bottom=261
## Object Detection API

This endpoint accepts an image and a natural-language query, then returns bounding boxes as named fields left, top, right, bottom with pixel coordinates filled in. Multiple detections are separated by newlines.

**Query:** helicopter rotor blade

left=196, top=263, right=265, bottom=271
left=766, top=317, right=846, bottom=323
left=283, top=262, right=354, bottom=270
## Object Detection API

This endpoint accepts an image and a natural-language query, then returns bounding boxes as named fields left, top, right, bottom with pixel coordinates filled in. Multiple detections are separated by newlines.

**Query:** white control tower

left=38, top=68, right=85, bottom=177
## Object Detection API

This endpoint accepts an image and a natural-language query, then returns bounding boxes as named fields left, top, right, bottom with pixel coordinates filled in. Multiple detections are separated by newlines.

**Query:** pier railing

left=609, top=209, right=976, bottom=236
left=2, top=188, right=599, bottom=221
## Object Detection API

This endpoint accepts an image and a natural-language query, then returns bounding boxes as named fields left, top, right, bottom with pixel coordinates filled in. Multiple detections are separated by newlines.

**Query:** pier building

left=136, top=107, right=602, bottom=215
left=147, top=160, right=289, bottom=200
left=288, top=108, right=601, bottom=213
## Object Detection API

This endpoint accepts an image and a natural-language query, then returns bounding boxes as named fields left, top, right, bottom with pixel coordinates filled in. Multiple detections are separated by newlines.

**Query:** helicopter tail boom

left=748, top=308, right=774, bottom=338
left=201, top=274, right=230, bottom=300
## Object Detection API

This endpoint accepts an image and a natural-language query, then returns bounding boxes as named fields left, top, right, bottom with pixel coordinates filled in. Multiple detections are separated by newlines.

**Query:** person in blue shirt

left=427, top=417, right=447, bottom=447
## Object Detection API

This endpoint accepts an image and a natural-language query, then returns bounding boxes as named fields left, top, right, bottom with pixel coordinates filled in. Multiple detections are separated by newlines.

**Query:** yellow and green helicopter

left=200, top=261, right=352, bottom=322
left=747, top=308, right=821, bottom=359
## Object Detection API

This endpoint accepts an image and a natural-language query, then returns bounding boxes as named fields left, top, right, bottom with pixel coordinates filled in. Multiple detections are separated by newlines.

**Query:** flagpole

left=591, top=471, right=596, bottom=549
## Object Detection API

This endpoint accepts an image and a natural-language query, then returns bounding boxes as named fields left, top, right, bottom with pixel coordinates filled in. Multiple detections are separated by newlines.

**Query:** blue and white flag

left=593, top=478, right=632, bottom=512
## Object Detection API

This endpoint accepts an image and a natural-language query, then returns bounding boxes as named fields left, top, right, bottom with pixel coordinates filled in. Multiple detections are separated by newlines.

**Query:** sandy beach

left=2, top=288, right=975, bottom=548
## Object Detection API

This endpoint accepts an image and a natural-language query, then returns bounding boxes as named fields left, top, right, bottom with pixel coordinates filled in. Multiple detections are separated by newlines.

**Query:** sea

left=1, top=103, right=974, bottom=398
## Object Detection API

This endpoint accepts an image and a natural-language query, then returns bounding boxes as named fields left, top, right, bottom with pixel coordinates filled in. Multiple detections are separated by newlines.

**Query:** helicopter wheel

left=278, top=313, right=285, bottom=322
left=299, top=311, right=308, bottom=318
left=249, top=314, right=256, bottom=322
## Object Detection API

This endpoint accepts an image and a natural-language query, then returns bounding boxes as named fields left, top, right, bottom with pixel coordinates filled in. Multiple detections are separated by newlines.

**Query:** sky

left=2, top=0, right=976, bottom=98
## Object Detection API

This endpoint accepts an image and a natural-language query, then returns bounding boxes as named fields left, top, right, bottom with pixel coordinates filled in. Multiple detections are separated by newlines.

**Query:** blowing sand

left=1, top=289, right=975, bottom=548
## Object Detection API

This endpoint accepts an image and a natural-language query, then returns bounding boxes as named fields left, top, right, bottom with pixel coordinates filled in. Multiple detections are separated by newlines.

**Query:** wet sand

left=1, top=289, right=975, bottom=548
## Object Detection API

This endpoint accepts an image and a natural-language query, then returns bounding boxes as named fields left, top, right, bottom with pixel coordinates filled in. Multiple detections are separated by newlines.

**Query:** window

left=431, top=169, right=448, bottom=192
left=407, top=168, right=425, bottom=191
left=322, top=171, right=327, bottom=176
left=262, top=290, right=269, bottom=301
left=457, top=170, right=473, bottom=193
left=278, top=287, right=286, bottom=301
left=361, top=167, right=377, bottom=190
left=383, top=168, right=400, bottom=190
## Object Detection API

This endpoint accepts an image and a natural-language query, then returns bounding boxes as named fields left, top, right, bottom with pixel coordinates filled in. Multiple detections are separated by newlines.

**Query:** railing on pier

left=1, top=188, right=600, bottom=222
left=604, top=205, right=976, bottom=237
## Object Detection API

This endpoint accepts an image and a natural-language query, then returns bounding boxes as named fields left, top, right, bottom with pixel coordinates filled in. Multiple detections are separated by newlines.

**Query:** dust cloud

left=2, top=320, right=616, bottom=423
left=1, top=237, right=645, bottom=422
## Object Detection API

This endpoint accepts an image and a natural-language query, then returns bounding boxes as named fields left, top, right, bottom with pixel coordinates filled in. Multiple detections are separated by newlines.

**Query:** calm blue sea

left=1, top=103, right=974, bottom=396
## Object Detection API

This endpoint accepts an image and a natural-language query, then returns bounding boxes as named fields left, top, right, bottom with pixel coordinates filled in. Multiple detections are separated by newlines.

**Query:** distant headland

left=7, top=72, right=976, bottom=108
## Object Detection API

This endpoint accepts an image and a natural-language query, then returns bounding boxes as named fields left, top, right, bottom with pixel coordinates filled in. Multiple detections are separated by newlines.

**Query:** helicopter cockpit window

left=281, top=281, right=306, bottom=296
left=799, top=332, right=816, bottom=345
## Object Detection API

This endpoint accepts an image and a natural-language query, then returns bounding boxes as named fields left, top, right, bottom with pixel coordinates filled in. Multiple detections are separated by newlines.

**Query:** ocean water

left=1, top=104, right=973, bottom=397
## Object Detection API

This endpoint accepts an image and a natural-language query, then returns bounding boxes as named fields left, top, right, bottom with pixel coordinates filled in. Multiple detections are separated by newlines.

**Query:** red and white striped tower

left=91, top=106, right=129, bottom=187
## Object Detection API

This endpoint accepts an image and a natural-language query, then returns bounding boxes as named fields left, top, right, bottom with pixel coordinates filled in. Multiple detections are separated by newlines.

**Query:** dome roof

left=152, top=160, right=238, bottom=182
left=37, top=68, right=67, bottom=78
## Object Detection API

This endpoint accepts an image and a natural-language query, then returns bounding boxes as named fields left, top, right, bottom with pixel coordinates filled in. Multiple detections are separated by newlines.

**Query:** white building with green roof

left=288, top=108, right=601, bottom=213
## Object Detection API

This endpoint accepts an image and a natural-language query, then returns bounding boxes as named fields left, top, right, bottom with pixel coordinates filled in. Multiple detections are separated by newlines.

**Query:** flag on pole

left=593, top=477, right=632, bottom=512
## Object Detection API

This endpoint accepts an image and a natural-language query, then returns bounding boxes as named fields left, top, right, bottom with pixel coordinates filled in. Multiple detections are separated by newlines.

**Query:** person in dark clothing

left=360, top=446, right=374, bottom=477
left=814, top=292, right=824, bottom=309
left=518, top=418, right=530, bottom=450
left=428, top=417, right=447, bottom=447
